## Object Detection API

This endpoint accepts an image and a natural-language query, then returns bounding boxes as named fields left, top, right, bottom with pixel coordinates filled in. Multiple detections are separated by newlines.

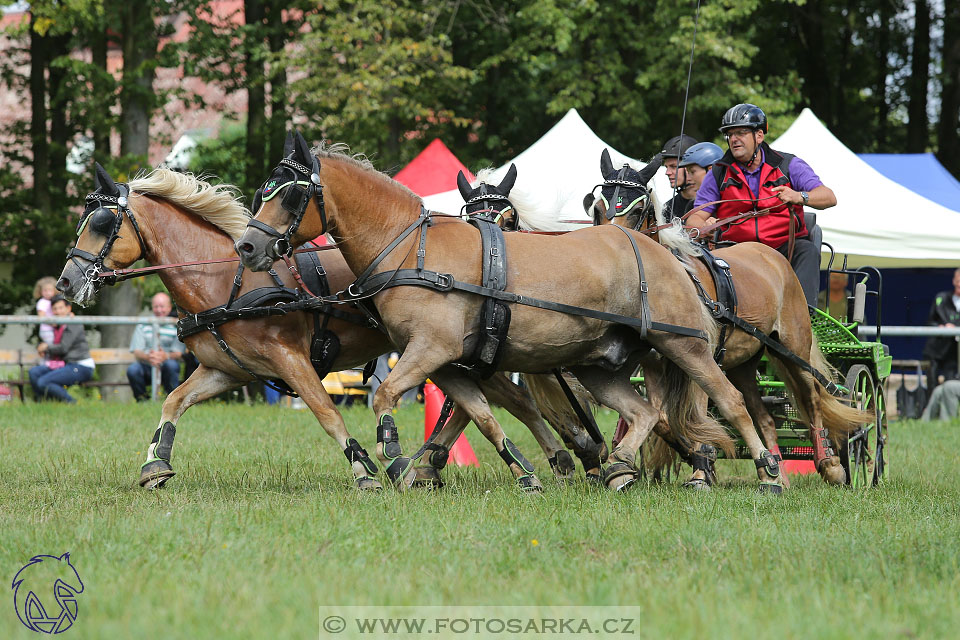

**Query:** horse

left=585, top=148, right=866, bottom=486
left=237, top=131, right=792, bottom=493
left=55, top=164, right=604, bottom=492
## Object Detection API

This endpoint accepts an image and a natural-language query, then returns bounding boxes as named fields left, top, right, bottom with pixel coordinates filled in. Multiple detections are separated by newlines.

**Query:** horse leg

left=568, top=363, right=661, bottom=492
left=521, top=373, right=607, bottom=482
left=431, top=369, right=544, bottom=492
left=139, top=364, right=243, bottom=489
left=725, top=354, right=790, bottom=489
left=654, top=336, right=784, bottom=493
left=411, top=404, right=471, bottom=490
left=769, top=358, right=846, bottom=485
left=279, top=357, right=383, bottom=491
left=637, top=352, right=717, bottom=490
left=370, top=345, right=456, bottom=490
left=477, top=373, right=577, bottom=482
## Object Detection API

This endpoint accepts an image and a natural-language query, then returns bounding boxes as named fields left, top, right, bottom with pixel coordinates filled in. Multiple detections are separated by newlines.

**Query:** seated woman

left=29, top=295, right=95, bottom=403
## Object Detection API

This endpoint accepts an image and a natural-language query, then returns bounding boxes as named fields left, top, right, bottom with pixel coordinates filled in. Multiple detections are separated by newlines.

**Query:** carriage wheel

left=873, top=381, right=889, bottom=485
left=843, top=365, right=879, bottom=489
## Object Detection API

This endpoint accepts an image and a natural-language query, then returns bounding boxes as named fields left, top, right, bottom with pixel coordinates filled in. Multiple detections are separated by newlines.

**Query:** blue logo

left=11, top=553, right=84, bottom=634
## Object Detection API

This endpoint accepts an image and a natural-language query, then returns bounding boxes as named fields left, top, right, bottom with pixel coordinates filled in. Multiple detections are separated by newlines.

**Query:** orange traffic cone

left=424, top=382, right=478, bottom=466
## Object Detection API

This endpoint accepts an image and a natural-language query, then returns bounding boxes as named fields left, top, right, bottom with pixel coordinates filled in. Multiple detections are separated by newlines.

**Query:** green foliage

left=187, top=121, right=254, bottom=202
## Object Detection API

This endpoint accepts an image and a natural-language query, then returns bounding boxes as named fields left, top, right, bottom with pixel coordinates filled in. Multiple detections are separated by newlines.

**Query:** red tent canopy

left=393, top=139, right=475, bottom=197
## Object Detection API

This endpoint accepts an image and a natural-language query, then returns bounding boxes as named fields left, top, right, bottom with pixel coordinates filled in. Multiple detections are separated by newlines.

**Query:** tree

left=938, top=0, right=960, bottom=175
left=907, top=0, right=931, bottom=151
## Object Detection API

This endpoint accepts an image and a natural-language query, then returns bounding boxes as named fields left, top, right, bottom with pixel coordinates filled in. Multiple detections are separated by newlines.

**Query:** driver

left=687, top=104, right=836, bottom=306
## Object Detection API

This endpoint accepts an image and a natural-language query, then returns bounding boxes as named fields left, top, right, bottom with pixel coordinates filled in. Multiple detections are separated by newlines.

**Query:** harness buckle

left=435, top=273, right=453, bottom=291
left=217, top=339, right=228, bottom=352
left=346, top=282, right=362, bottom=299
left=639, top=281, right=648, bottom=293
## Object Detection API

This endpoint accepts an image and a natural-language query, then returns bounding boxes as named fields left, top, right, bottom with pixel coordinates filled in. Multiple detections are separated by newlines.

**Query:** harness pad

left=463, top=217, right=511, bottom=378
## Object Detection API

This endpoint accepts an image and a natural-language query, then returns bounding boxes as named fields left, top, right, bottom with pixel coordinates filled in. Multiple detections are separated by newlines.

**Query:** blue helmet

left=678, top=142, right=724, bottom=169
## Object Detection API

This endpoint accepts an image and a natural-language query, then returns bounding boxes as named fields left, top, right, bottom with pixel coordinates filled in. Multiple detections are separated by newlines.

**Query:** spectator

left=28, top=295, right=95, bottom=403
left=921, top=380, right=960, bottom=421
left=33, top=276, right=58, bottom=346
left=128, top=292, right=185, bottom=401
left=818, top=272, right=851, bottom=320
left=922, top=268, right=960, bottom=383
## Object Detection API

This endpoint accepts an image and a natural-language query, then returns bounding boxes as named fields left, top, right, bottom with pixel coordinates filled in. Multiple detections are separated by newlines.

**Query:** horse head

left=58, top=163, right=146, bottom=306
left=456, top=164, right=519, bottom=230
left=589, top=148, right=658, bottom=231
left=238, top=130, right=325, bottom=271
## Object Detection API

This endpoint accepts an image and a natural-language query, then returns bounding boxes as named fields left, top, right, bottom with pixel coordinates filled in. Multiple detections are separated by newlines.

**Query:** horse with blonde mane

left=236, top=131, right=801, bottom=493
left=56, top=163, right=606, bottom=492
left=585, top=149, right=868, bottom=486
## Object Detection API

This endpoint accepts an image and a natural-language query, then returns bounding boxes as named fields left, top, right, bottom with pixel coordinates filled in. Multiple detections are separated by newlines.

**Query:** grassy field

left=2, top=399, right=959, bottom=639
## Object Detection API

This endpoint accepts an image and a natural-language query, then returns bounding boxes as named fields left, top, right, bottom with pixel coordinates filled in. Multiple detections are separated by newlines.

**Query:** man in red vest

left=688, top=104, right=836, bottom=306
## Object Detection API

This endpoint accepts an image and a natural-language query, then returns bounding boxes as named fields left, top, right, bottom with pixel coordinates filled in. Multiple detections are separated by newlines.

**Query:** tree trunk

left=245, top=0, right=266, bottom=192
left=119, top=2, right=156, bottom=162
left=91, top=24, right=110, bottom=159
left=907, top=0, right=930, bottom=152
left=48, top=33, right=71, bottom=197
left=874, top=1, right=890, bottom=150
left=938, top=0, right=960, bottom=177
left=29, top=12, right=50, bottom=212
left=793, top=1, right=832, bottom=128
left=266, top=0, right=287, bottom=166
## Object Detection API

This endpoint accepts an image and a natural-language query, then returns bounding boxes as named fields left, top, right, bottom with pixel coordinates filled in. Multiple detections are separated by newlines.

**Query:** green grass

left=2, top=400, right=959, bottom=639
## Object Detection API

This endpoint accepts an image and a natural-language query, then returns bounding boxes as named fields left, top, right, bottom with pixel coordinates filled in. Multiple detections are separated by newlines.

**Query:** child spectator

left=33, top=276, right=58, bottom=345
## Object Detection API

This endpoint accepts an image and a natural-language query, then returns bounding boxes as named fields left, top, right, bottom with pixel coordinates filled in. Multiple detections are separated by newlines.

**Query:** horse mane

left=129, top=168, right=251, bottom=240
left=314, top=141, right=421, bottom=202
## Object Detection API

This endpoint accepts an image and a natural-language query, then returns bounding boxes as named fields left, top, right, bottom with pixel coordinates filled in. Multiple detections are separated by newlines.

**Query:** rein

left=94, top=243, right=340, bottom=283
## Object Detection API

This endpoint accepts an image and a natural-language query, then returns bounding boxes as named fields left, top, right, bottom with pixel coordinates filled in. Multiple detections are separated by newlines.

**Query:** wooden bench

left=0, top=347, right=137, bottom=402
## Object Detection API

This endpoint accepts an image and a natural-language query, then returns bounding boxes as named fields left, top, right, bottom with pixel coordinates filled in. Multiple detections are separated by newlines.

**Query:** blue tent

left=859, top=153, right=960, bottom=213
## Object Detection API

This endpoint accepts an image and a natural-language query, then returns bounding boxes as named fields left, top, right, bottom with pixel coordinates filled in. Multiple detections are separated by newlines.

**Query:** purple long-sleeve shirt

left=693, top=148, right=824, bottom=214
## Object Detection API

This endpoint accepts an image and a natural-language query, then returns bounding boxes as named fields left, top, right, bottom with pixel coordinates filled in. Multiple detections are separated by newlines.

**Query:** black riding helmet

left=719, top=103, right=768, bottom=134
left=660, top=134, right=698, bottom=158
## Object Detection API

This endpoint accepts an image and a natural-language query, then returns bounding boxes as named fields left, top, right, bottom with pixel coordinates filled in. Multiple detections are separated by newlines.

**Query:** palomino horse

left=56, top=164, right=602, bottom=491
left=237, top=132, right=791, bottom=493
left=586, top=149, right=865, bottom=486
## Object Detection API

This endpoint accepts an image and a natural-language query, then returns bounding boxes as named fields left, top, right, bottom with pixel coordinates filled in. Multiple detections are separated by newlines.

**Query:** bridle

left=67, top=185, right=148, bottom=291
left=247, top=154, right=327, bottom=257
left=461, top=183, right=518, bottom=231
left=591, top=165, right=652, bottom=230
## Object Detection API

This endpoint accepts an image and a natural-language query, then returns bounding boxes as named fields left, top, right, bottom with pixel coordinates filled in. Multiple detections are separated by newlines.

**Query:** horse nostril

left=237, top=242, right=254, bottom=255
left=57, top=277, right=69, bottom=291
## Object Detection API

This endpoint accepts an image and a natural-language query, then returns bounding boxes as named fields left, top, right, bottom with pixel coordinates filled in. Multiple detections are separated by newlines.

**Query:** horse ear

left=600, top=148, right=614, bottom=177
left=283, top=131, right=295, bottom=157
left=294, top=131, right=312, bottom=164
left=456, top=170, right=472, bottom=199
left=582, top=192, right=595, bottom=213
left=498, top=164, right=518, bottom=194
left=94, top=162, right=119, bottom=195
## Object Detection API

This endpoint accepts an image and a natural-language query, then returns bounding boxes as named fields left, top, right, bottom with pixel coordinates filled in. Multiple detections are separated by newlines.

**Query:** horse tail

left=809, top=339, right=871, bottom=438
left=644, top=431, right=678, bottom=473
left=522, top=373, right=603, bottom=455
left=659, top=358, right=735, bottom=458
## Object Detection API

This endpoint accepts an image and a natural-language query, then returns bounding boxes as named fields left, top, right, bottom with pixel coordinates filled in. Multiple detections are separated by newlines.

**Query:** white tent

left=423, top=109, right=673, bottom=229
left=772, top=108, right=960, bottom=268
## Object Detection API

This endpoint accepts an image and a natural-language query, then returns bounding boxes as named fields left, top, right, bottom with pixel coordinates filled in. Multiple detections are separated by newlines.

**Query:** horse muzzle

left=235, top=228, right=277, bottom=272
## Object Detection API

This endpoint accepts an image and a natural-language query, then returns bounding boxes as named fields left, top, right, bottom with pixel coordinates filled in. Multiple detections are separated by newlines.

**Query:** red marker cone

left=424, top=382, right=478, bottom=467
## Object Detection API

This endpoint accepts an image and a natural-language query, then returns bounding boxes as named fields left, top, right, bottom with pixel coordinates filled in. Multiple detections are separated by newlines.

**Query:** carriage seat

left=804, top=211, right=821, bottom=254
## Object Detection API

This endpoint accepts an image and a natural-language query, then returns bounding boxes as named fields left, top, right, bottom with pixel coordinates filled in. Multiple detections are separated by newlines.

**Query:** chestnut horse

left=236, top=132, right=794, bottom=493
left=56, top=165, right=603, bottom=491
left=584, top=149, right=866, bottom=486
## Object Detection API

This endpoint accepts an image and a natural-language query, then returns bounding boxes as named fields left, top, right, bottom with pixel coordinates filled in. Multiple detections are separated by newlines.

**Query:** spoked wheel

left=873, top=380, right=889, bottom=485
left=842, top=365, right=879, bottom=488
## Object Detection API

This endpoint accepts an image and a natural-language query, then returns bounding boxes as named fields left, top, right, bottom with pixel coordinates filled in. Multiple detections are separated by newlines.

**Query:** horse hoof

left=682, top=478, right=712, bottom=491
left=759, top=482, right=784, bottom=495
left=411, top=466, right=444, bottom=490
left=817, top=458, right=847, bottom=485
left=602, top=461, right=637, bottom=492
left=549, top=451, right=576, bottom=482
left=386, top=457, right=416, bottom=492
left=355, top=476, right=383, bottom=491
left=517, top=474, right=543, bottom=493
left=139, top=460, right=175, bottom=490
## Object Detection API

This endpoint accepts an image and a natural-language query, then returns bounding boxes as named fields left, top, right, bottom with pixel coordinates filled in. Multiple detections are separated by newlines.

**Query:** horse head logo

left=12, top=553, right=84, bottom=634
